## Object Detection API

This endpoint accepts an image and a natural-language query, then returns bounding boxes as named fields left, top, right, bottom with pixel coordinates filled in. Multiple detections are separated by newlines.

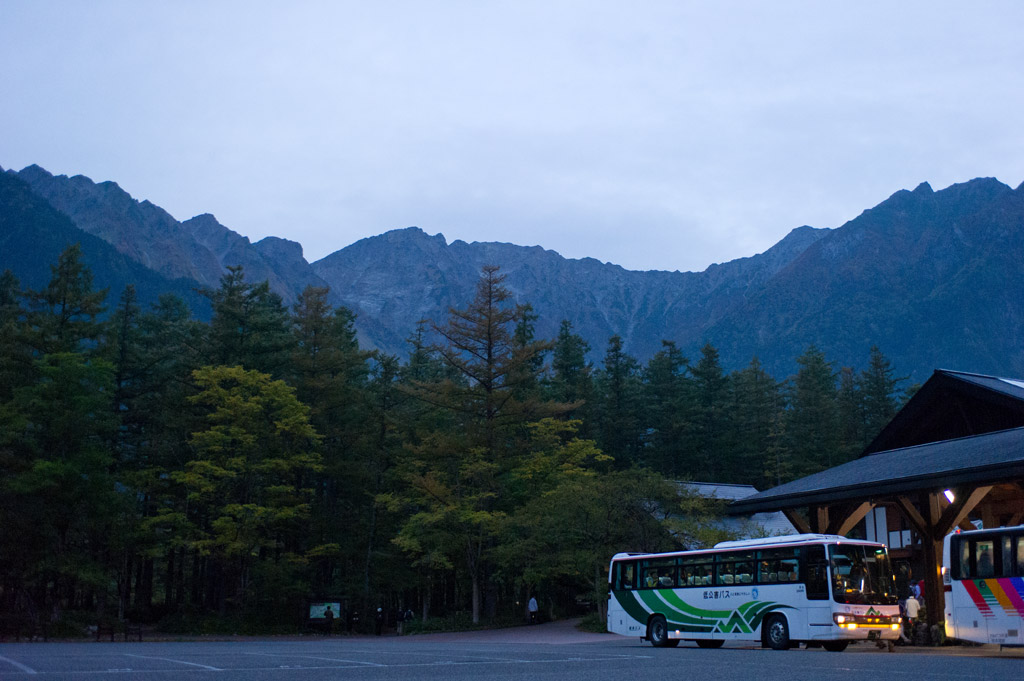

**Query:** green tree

left=201, top=266, right=293, bottom=376
left=786, top=345, right=839, bottom=473
left=0, top=270, right=31, bottom=401
left=396, top=266, right=559, bottom=623
left=728, top=357, right=782, bottom=488
left=547, top=319, right=594, bottom=435
left=1, top=352, right=119, bottom=622
left=169, top=365, right=322, bottom=614
left=642, top=341, right=693, bottom=478
left=497, top=465, right=677, bottom=624
left=22, top=244, right=107, bottom=356
left=595, top=335, right=643, bottom=467
left=691, top=343, right=729, bottom=481
left=858, top=346, right=905, bottom=445
left=290, top=286, right=371, bottom=602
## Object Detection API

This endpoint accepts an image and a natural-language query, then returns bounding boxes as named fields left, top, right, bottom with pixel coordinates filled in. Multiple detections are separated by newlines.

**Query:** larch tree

left=394, top=265, right=559, bottom=624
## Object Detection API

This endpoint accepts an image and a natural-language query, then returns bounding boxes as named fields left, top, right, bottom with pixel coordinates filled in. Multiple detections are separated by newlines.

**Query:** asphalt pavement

left=0, top=618, right=1020, bottom=680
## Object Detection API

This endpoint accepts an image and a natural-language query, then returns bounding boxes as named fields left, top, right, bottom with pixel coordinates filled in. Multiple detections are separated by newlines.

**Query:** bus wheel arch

left=764, top=614, right=791, bottom=650
left=646, top=615, right=679, bottom=647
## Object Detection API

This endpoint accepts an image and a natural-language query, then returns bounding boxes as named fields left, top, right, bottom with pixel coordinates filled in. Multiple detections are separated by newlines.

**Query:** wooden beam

left=783, top=509, right=811, bottom=535
left=895, top=496, right=929, bottom=538
left=830, top=501, right=875, bottom=537
left=936, top=486, right=992, bottom=536
left=811, top=506, right=829, bottom=534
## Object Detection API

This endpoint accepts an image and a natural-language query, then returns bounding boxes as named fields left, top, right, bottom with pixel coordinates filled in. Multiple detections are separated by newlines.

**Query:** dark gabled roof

left=864, top=370, right=1024, bottom=454
left=729, top=426, right=1024, bottom=514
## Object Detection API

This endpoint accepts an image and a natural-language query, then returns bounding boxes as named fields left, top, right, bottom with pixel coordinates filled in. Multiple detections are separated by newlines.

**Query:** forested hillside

left=0, top=250, right=905, bottom=634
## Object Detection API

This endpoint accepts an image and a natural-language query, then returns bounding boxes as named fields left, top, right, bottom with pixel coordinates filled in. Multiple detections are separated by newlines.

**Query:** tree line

left=0, top=247, right=906, bottom=634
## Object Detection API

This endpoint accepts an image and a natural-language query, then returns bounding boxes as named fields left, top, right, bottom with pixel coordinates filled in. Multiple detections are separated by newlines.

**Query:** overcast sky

left=2, top=1, right=1022, bottom=272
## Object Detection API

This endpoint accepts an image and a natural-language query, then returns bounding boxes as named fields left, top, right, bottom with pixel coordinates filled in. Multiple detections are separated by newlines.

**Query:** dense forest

left=0, top=247, right=906, bottom=635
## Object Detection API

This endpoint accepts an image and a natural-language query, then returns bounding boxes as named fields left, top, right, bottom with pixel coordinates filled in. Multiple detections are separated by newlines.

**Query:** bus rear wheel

left=647, top=616, right=678, bottom=647
left=765, top=615, right=790, bottom=651
left=696, top=639, right=724, bottom=649
left=822, top=641, right=849, bottom=652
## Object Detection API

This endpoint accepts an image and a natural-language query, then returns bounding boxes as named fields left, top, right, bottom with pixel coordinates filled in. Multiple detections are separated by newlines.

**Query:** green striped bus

left=607, top=534, right=900, bottom=651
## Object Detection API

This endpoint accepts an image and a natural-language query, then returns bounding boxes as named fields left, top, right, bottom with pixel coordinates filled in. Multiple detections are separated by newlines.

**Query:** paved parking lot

left=0, top=619, right=1020, bottom=680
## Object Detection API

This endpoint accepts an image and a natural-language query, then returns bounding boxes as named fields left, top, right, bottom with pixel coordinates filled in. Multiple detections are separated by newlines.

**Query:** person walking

left=528, top=596, right=539, bottom=625
left=905, top=591, right=920, bottom=644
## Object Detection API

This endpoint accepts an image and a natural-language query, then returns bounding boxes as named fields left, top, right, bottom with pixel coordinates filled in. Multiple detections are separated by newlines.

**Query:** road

left=0, top=620, right=1021, bottom=680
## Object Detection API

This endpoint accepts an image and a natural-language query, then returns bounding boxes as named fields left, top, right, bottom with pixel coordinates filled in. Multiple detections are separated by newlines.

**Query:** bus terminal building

left=728, top=370, right=1024, bottom=626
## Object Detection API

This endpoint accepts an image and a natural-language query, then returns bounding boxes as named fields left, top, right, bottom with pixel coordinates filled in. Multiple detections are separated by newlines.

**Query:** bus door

left=804, top=545, right=831, bottom=626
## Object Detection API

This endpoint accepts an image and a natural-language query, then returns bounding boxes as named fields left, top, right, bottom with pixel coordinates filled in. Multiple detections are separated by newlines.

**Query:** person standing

left=528, top=596, right=539, bottom=624
left=324, top=604, right=335, bottom=636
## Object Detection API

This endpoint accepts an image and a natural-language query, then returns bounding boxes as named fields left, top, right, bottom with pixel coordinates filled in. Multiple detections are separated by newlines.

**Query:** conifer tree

left=22, top=244, right=107, bottom=356
left=728, top=357, right=781, bottom=488
left=642, top=340, right=693, bottom=478
left=395, top=265, right=559, bottom=623
left=836, top=366, right=863, bottom=461
left=0, top=270, right=31, bottom=401
left=596, top=335, right=643, bottom=467
left=202, top=266, right=293, bottom=376
left=548, top=319, right=594, bottom=435
left=691, top=343, right=729, bottom=481
left=858, top=346, right=905, bottom=445
left=786, top=345, right=839, bottom=473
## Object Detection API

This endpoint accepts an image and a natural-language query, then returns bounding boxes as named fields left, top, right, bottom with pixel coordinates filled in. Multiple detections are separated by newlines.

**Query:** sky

left=2, top=1, right=1023, bottom=272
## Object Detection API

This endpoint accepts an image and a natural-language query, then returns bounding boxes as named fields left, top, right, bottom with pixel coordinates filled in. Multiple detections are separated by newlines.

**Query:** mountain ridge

left=3, top=163, right=1022, bottom=381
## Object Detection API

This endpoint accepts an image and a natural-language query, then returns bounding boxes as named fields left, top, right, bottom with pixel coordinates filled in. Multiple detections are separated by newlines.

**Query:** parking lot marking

left=245, top=652, right=385, bottom=667
left=0, top=654, right=37, bottom=674
left=124, top=654, right=222, bottom=671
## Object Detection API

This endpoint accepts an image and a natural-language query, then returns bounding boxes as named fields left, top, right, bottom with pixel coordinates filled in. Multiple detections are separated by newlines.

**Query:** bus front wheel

left=765, top=615, right=790, bottom=651
left=647, top=616, right=678, bottom=647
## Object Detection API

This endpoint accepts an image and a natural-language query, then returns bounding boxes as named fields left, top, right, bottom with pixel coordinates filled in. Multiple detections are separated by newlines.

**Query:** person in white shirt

left=903, top=592, right=920, bottom=644
left=528, top=596, right=539, bottom=624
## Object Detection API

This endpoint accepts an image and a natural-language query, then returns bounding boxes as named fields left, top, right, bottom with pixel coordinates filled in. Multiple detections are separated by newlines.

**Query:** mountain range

left=2, top=163, right=1023, bottom=382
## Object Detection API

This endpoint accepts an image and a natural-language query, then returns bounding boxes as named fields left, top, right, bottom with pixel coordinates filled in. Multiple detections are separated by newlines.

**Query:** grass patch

left=576, top=612, right=609, bottom=633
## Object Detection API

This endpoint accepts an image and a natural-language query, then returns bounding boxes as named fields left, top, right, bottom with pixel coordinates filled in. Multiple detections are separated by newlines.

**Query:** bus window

left=830, top=544, right=896, bottom=605
left=1002, top=536, right=1013, bottom=578
left=641, top=558, right=677, bottom=589
left=617, top=562, right=636, bottom=590
left=957, top=538, right=970, bottom=579
left=1018, top=538, right=1024, bottom=577
left=715, top=552, right=754, bottom=586
left=976, top=540, right=995, bottom=578
left=680, top=556, right=713, bottom=586
left=757, top=548, right=798, bottom=584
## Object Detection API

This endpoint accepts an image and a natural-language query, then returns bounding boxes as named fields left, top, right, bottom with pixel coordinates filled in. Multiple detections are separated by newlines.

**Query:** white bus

left=943, top=525, right=1024, bottom=646
left=607, top=534, right=900, bottom=651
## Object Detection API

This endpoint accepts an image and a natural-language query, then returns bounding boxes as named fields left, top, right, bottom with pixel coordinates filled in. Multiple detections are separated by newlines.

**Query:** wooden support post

left=922, top=492, right=944, bottom=628
left=810, top=506, right=829, bottom=534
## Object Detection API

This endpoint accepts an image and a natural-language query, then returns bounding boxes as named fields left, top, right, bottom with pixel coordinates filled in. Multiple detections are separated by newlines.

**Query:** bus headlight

left=834, top=614, right=847, bottom=624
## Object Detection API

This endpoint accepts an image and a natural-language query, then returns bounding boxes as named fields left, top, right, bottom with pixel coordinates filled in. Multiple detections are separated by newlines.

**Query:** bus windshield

left=830, top=544, right=896, bottom=605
